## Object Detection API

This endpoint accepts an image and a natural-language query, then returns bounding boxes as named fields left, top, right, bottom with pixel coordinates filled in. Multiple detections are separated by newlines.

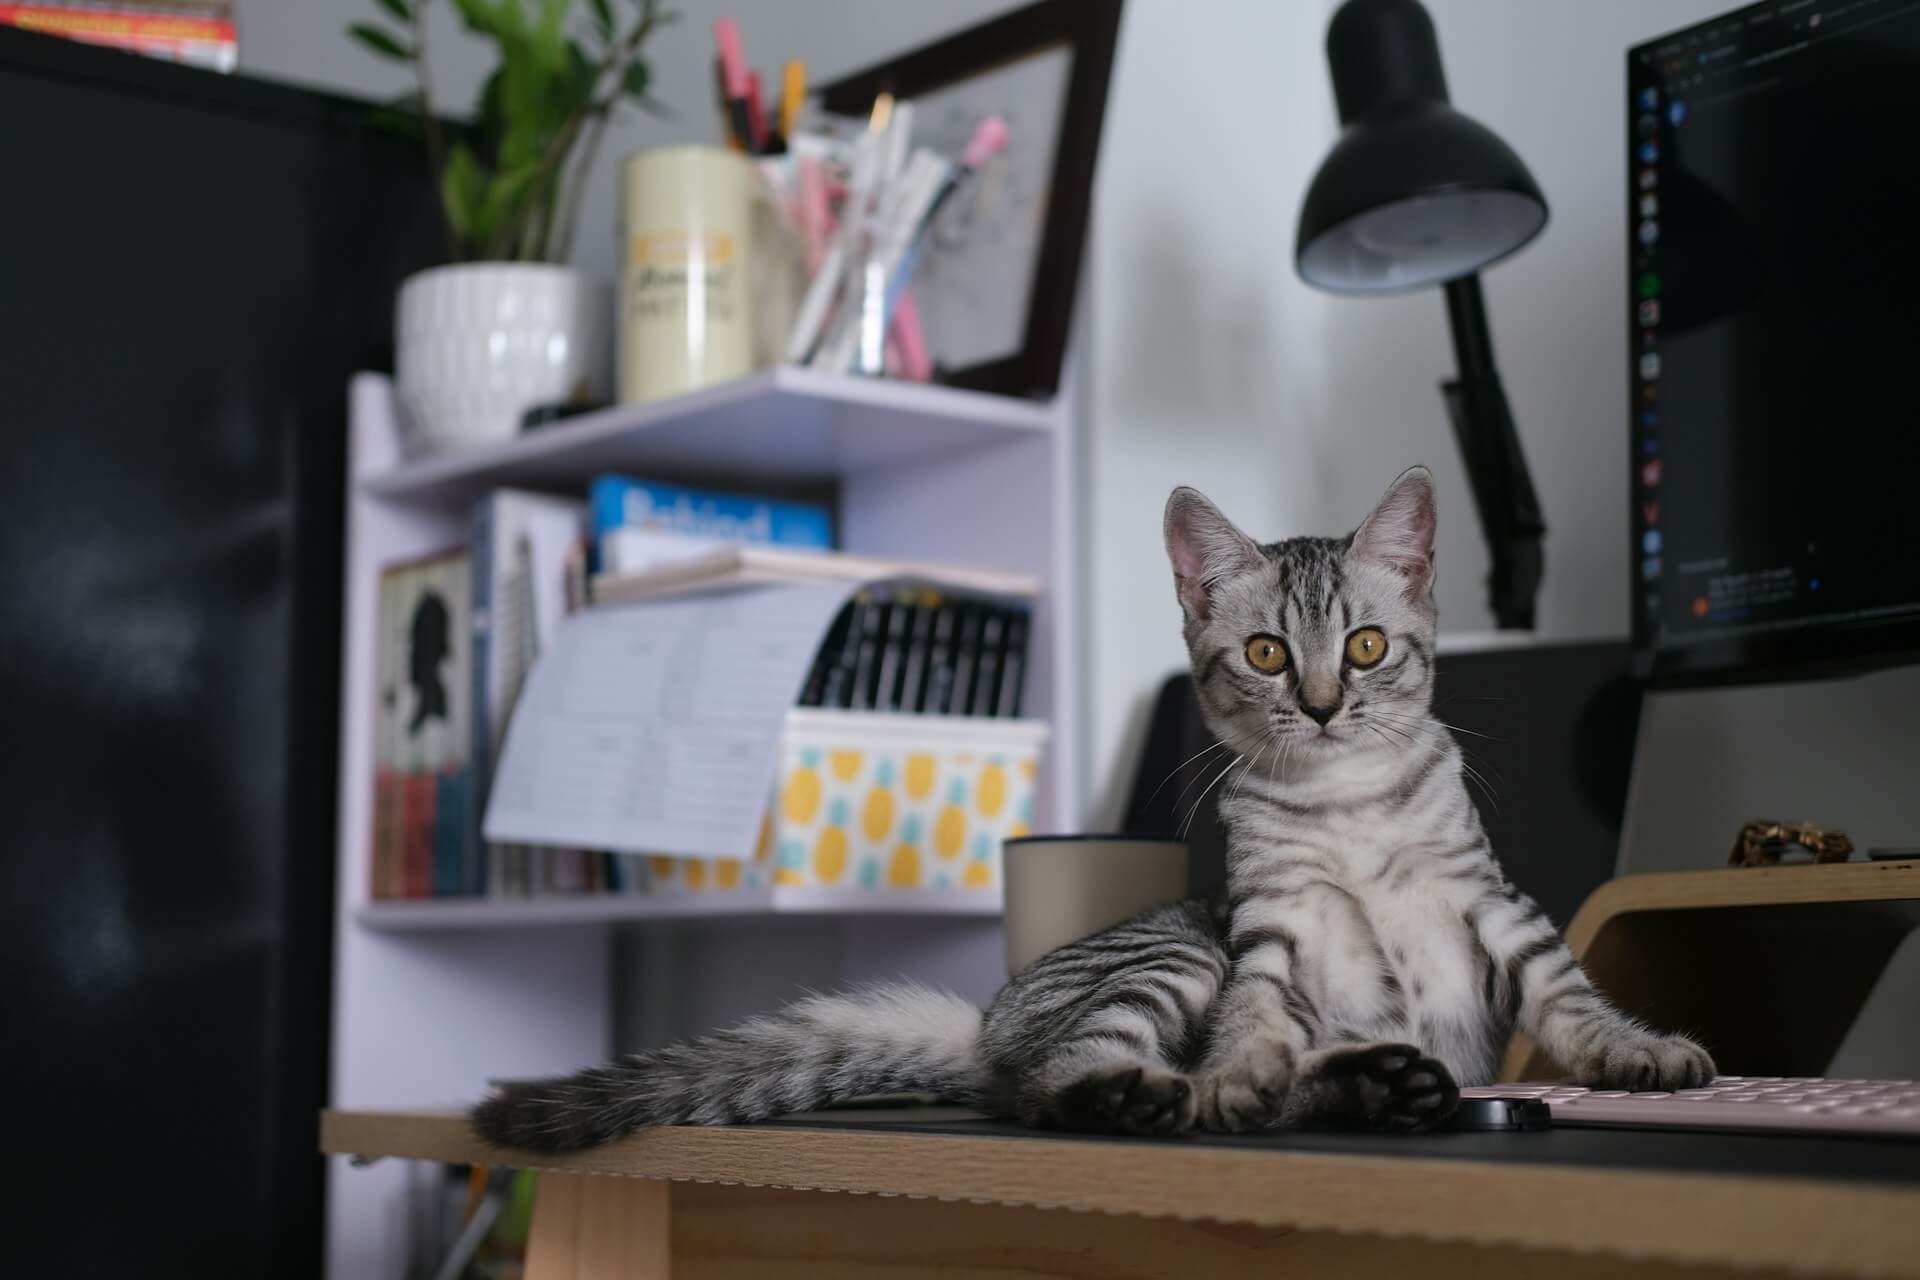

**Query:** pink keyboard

left=1462, top=1078, right=1920, bottom=1137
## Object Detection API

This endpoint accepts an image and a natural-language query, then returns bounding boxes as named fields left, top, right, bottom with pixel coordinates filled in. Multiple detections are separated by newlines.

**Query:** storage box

left=645, top=709, right=1047, bottom=906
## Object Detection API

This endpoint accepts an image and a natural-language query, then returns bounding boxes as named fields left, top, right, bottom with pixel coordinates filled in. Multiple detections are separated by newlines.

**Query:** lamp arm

left=1440, top=273, right=1545, bottom=630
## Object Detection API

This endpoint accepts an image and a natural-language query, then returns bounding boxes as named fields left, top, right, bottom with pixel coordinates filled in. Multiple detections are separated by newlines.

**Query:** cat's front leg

left=1193, top=926, right=1321, bottom=1131
left=1475, top=887, right=1715, bottom=1090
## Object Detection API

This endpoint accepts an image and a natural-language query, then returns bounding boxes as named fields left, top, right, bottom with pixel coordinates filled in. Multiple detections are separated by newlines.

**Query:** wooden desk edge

left=323, top=1109, right=1920, bottom=1276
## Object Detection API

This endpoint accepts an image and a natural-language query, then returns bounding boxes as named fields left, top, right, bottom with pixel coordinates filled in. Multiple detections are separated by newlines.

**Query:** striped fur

left=472, top=468, right=1713, bottom=1151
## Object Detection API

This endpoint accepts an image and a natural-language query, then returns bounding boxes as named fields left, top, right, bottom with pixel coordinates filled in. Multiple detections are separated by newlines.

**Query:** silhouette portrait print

left=407, top=589, right=451, bottom=734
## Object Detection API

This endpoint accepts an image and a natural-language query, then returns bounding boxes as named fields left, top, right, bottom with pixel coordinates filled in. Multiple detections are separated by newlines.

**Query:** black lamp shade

left=1296, top=0, right=1548, bottom=294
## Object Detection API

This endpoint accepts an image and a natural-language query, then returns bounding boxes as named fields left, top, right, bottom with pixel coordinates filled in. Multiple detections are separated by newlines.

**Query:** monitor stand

left=1503, top=859, right=1920, bottom=1080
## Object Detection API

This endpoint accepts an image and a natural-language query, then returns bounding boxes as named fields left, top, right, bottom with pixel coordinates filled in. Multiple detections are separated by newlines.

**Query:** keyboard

left=1461, top=1078, right=1920, bottom=1137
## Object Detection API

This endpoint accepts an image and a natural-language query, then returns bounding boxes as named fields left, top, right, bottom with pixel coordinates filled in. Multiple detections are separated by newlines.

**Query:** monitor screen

left=1628, top=0, right=1920, bottom=684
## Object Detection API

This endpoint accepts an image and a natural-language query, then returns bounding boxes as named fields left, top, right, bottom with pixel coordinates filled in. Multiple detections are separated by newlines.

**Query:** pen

left=781, top=59, right=807, bottom=138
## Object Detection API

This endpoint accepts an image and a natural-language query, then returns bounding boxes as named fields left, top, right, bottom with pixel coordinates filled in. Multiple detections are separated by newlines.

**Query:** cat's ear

left=1164, top=487, right=1263, bottom=619
left=1350, top=467, right=1437, bottom=600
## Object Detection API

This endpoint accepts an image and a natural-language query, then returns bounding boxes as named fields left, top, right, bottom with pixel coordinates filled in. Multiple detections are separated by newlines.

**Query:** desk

left=323, top=1106, right=1920, bottom=1278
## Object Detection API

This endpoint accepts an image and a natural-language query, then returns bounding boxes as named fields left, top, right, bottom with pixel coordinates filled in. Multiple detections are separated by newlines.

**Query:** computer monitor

left=1628, top=0, right=1920, bottom=685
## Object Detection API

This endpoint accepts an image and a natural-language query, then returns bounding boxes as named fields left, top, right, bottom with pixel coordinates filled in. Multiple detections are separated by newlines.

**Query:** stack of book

left=1, top=2, right=238, bottom=72
left=370, top=472, right=1036, bottom=905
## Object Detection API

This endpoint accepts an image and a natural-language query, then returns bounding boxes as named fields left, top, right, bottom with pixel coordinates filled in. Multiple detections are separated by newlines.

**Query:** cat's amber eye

left=1245, top=635, right=1289, bottom=674
left=1346, top=628, right=1389, bottom=668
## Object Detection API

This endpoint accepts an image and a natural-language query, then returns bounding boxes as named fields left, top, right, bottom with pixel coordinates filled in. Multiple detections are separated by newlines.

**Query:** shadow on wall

left=1104, top=205, right=1281, bottom=434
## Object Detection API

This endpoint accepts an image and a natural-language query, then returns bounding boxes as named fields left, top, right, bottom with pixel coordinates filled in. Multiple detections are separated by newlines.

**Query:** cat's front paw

left=1196, top=1038, right=1297, bottom=1133
left=1584, top=1032, right=1716, bottom=1092
left=1314, top=1042, right=1460, bottom=1129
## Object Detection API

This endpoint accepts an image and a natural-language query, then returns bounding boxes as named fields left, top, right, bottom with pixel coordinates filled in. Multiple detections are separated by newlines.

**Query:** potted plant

left=351, top=0, right=673, bottom=453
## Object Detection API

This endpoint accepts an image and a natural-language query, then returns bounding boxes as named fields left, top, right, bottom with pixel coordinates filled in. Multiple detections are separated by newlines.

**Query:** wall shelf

left=357, top=890, right=1005, bottom=932
left=360, top=367, right=1055, bottom=505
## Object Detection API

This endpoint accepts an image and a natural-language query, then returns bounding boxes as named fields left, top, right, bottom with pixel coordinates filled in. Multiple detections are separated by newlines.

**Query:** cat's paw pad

left=1196, top=1040, right=1296, bottom=1133
left=1054, top=1065, right=1195, bottom=1136
left=1586, top=1034, right=1716, bottom=1092
left=1320, top=1042, right=1460, bottom=1129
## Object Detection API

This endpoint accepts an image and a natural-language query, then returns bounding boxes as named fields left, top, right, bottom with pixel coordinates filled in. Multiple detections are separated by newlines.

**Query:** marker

left=713, top=19, right=756, bottom=155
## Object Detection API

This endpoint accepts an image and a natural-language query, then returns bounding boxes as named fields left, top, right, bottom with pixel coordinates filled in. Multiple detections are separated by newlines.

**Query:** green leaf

left=375, top=0, right=413, bottom=23
left=621, top=58, right=648, bottom=99
left=448, top=0, right=496, bottom=34
left=588, top=0, right=612, bottom=39
left=476, top=67, right=508, bottom=148
left=348, top=22, right=414, bottom=60
left=440, top=142, right=484, bottom=242
left=530, top=0, right=571, bottom=100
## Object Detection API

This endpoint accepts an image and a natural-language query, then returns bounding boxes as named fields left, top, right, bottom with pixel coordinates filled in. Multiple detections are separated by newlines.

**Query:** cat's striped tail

left=469, top=983, right=985, bottom=1153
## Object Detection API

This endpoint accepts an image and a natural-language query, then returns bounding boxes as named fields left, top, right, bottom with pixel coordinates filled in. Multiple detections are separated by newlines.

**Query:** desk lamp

left=1296, top=0, right=1549, bottom=629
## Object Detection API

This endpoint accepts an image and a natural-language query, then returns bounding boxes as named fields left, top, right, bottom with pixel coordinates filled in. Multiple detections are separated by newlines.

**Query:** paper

left=482, top=582, right=855, bottom=858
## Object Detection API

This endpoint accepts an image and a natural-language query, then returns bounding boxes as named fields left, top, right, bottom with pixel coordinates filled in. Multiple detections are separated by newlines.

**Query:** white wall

left=1085, top=0, right=1731, bottom=821
left=236, top=0, right=1017, bottom=282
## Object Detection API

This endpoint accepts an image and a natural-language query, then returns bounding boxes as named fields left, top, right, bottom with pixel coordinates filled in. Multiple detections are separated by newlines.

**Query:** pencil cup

left=619, top=146, right=756, bottom=403
left=1001, top=836, right=1190, bottom=975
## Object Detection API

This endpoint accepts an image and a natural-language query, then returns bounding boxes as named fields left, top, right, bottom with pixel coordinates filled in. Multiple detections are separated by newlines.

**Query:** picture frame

left=818, top=0, right=1123, bottom=400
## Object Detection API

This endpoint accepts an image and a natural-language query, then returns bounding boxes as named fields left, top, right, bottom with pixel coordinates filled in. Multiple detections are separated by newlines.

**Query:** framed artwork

left=819, top=0, right=1123, bottom=400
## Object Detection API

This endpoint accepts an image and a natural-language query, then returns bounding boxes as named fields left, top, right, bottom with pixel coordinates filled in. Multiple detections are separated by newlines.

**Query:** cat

left=471, top=467, right=1714, bottom=1151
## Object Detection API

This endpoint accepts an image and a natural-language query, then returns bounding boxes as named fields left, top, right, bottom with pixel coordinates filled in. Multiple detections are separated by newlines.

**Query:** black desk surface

left=772, top=1104, right=1920, bottom=1187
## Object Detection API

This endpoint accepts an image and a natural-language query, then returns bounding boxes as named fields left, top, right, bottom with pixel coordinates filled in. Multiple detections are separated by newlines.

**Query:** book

left=591, top=544, right=1040, bottom=605
left=849, top=596, right=885, bottom=710
left=473, top=491, right=588, bottom=899
left=995, top=611, right=1030, bottom=718
left=589, top=474, right=832, bottom=575
left=971, top=609, right=1006, bottom=717
left=898, top=594, right=937, bottom=712
left=922, top=605, right=958, bottom=714
left=951, top=607, right=988, bottom=716
left=372, top=547, right=473, bottom=900
left=0, top=2, right=238, bottom=71
left=873, top=596, right=913, bottom=711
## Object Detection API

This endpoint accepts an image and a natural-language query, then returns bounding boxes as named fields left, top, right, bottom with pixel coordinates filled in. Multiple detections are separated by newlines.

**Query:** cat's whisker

left=1139, top=737, right=1234, bottom=809
left=1164, top=738, right=1243, bottom=816
left=1226, top=731, right=1277, bottom=807
left=1180, top=751, right=1246, bottom=840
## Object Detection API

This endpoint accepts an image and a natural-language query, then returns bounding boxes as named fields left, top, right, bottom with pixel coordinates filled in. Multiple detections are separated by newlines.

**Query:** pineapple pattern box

left=648, top=710, right=1047, bottom=902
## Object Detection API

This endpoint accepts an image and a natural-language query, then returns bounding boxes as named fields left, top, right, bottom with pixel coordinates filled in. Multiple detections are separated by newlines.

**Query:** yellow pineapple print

left=829, top=749, right=863, bottom=781
left=889, top=843, right=921, bottom=887
left=905, top=753, right=936, bottom=799
left=862, top=787, right=895, bottom=843
left=716, top=858, right=743, bottom=890
left=963, top=859, right=993, bottom=889
left=977, top=762, right=1007, bottom=818
left=815, top=825, right=849, bottom=884
left=649, top=854, right=676, bottom=881
left=783, top=766, right=821, bottom=824
left=684, top=858, right=707, bottom=891
left=936, top=805, right=967, bottom=861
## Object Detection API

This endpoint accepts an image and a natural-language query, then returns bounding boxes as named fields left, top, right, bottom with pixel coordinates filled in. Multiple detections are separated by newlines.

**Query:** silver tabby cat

left=472, top=468, right=1713, bottom=1151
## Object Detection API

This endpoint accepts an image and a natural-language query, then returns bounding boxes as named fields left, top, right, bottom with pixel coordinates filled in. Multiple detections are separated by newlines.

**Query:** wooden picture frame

left=818, top=0, right=1123, bottom=401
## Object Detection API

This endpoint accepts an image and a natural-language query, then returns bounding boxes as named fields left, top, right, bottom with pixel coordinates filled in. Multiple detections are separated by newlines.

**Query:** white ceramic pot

left=395, top=263, right=609, bottom=454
